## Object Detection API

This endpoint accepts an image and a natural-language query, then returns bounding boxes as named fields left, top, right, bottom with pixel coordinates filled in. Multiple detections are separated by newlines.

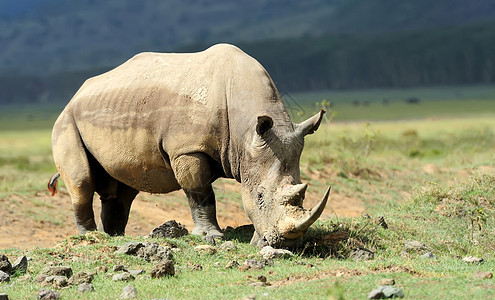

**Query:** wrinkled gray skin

left=51, top=44, right=330, bottom=248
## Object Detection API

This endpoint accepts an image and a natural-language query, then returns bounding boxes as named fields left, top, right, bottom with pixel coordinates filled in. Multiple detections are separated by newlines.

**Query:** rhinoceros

left=49, top=43, right=330, bottom=248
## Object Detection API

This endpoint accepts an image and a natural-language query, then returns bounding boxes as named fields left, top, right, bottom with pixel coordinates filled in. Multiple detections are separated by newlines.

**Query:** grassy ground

left=1, top=86, right=495, bottom=299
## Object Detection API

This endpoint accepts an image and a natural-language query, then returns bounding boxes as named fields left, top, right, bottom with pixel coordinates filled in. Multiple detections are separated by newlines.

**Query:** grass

left=1, top=85, right=495, bottom=298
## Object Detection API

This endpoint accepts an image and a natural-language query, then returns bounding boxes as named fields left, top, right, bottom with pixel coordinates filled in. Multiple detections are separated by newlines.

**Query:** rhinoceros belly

left=77, top=121, right=181, bottom=193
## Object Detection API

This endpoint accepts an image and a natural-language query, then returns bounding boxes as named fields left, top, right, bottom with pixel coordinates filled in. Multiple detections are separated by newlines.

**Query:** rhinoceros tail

left=48, top=172, right=61, bottom=196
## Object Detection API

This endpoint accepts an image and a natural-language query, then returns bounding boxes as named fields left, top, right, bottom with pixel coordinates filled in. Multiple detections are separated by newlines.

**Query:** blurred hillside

left=1, top=0, right=495, bottom=103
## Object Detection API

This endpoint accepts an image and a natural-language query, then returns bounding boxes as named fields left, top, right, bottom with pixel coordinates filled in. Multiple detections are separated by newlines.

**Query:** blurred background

left=1, top=0, right=495, bottom=120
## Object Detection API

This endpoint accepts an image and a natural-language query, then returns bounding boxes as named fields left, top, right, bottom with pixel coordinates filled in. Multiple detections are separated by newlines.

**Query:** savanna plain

left=1, top=85, right=495, bottom=299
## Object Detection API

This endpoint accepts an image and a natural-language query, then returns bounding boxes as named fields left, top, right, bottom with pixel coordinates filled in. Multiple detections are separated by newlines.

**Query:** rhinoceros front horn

left=293, top=186, right=331, bottom=232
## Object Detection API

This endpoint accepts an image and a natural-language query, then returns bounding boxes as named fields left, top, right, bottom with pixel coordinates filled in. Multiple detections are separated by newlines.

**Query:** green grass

left=1, top=86, right=495, bottom=299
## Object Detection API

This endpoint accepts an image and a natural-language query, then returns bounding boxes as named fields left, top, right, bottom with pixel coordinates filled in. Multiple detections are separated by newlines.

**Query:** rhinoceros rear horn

left=296, top=109, right=325, bottom=136
left=293, top=186, right=331, bottom=232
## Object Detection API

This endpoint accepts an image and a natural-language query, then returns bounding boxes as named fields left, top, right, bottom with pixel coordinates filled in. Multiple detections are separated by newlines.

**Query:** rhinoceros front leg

left=172, top=153, right=223, bottom=238
left=184, top=185, right=223, bottom=237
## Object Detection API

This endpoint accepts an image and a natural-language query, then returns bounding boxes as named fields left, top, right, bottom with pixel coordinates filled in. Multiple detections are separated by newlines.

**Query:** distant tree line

left=1, top=21, right=494, bottom=104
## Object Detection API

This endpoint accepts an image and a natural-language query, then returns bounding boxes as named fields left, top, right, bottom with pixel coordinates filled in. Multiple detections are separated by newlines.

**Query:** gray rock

left=36, top=266, right=73, bottom=282
left=349, top=248, right=375, bottom=261
left=194, top=244, right=216, bottom=254
left=368, top=286, right=404, bottom=299
left=403, top=240, right=428, bottom=253
left=116, top=242, right=146, bottom=255
left=0, top=255, right=12, bottom=275
left=68, top=271, right=94, bottom=285
left=378, top=278, right=395, bottom=286
left=249, top=282, right=265, bottom=287
left=259, top=246, right=293, bottom=259
left=43, top=276, right=69, bottom=288
left=37, top=289, right=60, bottom=300
left=240, top=259, right=273, bottom=270
left=128, top=269, right=145, bottom=276
left=149, top=220, right=188, bottom=238
left=120, top=285, right=138, bottom=299
left=0, top=293, right=8, bottom=300
left=0, top=270, right=9, bottom=283
left=219, top=241, right=237, bottom=252
left=12, top=256, right=28, bottom=274
left=420, top=252, right=436, bottom=259
left=113, top=265, right=128, bottom=272
left=112, top=272, right=135, bottom=282
left=225, top=260, right=240, bottom=269
left=150, top=260, right=175, bottom=278
left=78, top=283, right=95, bottom=293
left=136, top=243, right=173, bottom=262
left=381, top=286, right=404, bottom=298
left=462, top=256, right=484, bottom=264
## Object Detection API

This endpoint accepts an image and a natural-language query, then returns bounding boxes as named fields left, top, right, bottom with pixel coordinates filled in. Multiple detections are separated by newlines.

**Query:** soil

left=0, top=177, right=365, bottom=250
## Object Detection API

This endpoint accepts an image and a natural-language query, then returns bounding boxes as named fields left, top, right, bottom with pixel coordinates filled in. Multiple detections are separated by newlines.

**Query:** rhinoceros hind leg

left=98, top=182, right=138, bottom=235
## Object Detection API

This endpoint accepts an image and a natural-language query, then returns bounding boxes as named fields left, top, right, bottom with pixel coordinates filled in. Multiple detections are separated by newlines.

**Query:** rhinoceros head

left=239, top=109, right=330, bottom=248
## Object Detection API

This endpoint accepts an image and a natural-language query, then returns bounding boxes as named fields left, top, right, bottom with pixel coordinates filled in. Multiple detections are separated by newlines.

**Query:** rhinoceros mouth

left=250, top=186, right=331, bottom=248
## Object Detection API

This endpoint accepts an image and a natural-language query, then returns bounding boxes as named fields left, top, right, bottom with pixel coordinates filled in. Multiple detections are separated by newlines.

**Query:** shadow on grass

left=222, top=217, right=383, bottom=259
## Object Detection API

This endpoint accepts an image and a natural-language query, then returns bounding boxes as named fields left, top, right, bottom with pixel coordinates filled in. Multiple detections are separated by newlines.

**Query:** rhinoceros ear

left=256, top=115, right=273, bottom=136
left=296, top=109, right=325, bottom=136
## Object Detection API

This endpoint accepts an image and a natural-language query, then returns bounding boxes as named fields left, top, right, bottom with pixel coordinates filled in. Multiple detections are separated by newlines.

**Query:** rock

left=259, top=246, right=293, bottom=259
left=194, top=245, right=217, bottom=254
left=78, top=283, right=95, bottom=293
left=0, top=255, right=12, bottom=275
left=43, top=276, right=69, bottom=288
left=37, top=289, right=60, bottom=300
left=136, top=243, right=173, bottom=262
left=150, top=260, right=175, bottom=278
left=225, top=260, right=240, bottom=269
left=473, top=271, right=493, bottom=279
left=403, top=240, right=428, bottom=254
left=120, top=285, right=138, bottom=299
left=204, top=234, right=223, bottom=245
left=242, top=295, right=256, bottom=300
left=462, top=256, right=484, bottom=264
left=368, top=286, right=404, bottom=299
left=68, top=271, right=94, bottom=285
left=116, top=242, right=146, bottom=255
left=257, top=275, right=267, bottom=284
left=128, top=269, right=145, bottom=276
left=381, top=286, right=404, bottom=298
left=112, top=272, right=135, bottom=282
left=149, top=220, right=188, bottom=238
left=378, top=278, right=395, bottom=286
left=0, top=293, right=8, bottom=300
left=420, top=252, right=436, bottom=259
left=12, top=256, right=28, bottom=274
left=113, top=265, right=128, bottom=272
left=36, top=266, right=73, bottom=282
left=0, top=270, right=9, bottom=283
left=239, top=259, right=273, bottom=271
left=95, top=265, right=108, bottom=274
left=249, top=282, right=265, bottom=287
left=188, top=263, right=203, bottom=271
left=219, top=241, right=237, bottom=251
left=349, top=248, right=375, bottom=261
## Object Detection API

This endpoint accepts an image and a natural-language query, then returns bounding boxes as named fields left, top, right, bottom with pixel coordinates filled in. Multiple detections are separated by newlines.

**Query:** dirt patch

left=0, top=175, right=365, bottom=250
